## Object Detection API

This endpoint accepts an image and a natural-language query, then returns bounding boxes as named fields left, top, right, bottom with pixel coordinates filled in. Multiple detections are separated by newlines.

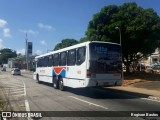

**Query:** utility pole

left=115, top=27, right=121, bottom=45
left=25, top=33, right=28, bottom=70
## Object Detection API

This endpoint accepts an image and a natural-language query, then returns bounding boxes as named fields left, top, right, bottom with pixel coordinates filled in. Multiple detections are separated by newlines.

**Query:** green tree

left=0, top=48, right=17, bottom=64
left=79, top=37, right=88, bottom=43
left=54, top=39, right=79, bottom=50
left=86, top=2, right=160, bottom=72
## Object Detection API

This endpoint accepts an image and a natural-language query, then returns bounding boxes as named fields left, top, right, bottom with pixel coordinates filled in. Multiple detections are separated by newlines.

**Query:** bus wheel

left=37, top=74, right=40, bottom=84
left=53, top=77, right=59, bottom=89
left=59, top=78, right=65, bottom=91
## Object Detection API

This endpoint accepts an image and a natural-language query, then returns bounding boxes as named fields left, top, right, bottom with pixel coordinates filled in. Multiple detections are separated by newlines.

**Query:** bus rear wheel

left=53, top=77, right=59, bottom=89
left=37, top=74, right=40, bottom=84
left=59, top=78, right=65, bottom=91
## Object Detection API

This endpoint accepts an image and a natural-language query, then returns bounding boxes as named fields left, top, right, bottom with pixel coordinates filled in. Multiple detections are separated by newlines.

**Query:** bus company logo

left=77, top=70, right=81, bottom=74
left=40, top=70, right=45, bottom=73
left=2, top=112, right=11, bottom=118
left=53, top=67, right=66, bottom=77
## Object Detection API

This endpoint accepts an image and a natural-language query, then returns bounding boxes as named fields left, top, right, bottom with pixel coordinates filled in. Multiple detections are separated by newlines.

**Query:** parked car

left=136, top=63, right=146, bottom=71
left=146, top=64, right=160, bottom=73
left=11, top=68, right=21, bottom=75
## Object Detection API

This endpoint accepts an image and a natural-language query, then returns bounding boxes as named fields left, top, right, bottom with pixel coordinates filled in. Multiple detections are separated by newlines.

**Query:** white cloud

left=0, top=19, right=12, bottom=38
left=0, top=19, right=7, bottom=28
left=17, top=49, right=43, bottom=56
left=0, top=39, right=5, bottom=49
left=38, top=23, right=53, bottom=31
left=33, top=50, right=43, bottom=55
left=20, top=29, right=38, bottom=35
left=40, top=40, right=47, bottom=46
left=16, top=49, right=25, bottom=55
left=3, top=28, right=11, bottom=37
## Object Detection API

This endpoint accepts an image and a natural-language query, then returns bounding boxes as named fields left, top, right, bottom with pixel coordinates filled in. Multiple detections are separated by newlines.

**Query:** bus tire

left=53, top=77, right=59, bottom=89
left=59, top=78, right=65, bottom=91
left=36, top=74, right=40, bottom=84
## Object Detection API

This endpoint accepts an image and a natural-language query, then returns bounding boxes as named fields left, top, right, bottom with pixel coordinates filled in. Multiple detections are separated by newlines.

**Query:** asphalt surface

left=0, top=71, right=160, bottom=120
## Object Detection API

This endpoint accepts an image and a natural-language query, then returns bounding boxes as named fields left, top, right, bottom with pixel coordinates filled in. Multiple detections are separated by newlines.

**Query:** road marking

left=7, top=88, right=24, bottom=90
left=69, top=96, right=108, bottom=110
left=141, top=97, right=160, bottom=103
left=22, top=80, right=33, bottom=120
left=10, top=94, right=25, bottom=96
left=1, top=85, right=24, bottom=88
left=9, top=91, right=24, bottom=94
left=22, top=80, right=26, bottom=96
left=25, top=99, right=30, bottom=111
left=0, top=74, right=32, bottom=120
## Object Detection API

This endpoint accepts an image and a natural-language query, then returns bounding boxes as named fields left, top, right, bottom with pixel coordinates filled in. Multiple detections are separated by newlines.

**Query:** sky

left=0, top=0, right=160, bottom=55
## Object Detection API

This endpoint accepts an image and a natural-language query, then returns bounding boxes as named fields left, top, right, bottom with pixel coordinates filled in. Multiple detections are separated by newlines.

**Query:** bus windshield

left=89, top=42, right=122, bottom=74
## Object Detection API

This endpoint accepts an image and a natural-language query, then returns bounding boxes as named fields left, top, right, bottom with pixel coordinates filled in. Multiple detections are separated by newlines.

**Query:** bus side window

left=39, top=58, right=43, bottom=67
left=60, top=52, right=67, bottom=66
left=48, top=55, right=53, bottom=67
left=41, top=57, right=44, bottom=67
left=76, top=47, right=86, bottom=65
left=67, top=49, right=76, bottom=66
left=37, top=59, right=39, bottom=67
left=53, top=53, right=59, bottom=66
left=43, top=56, right=48, bottom=67
left=40, top=58, right=43, bottom=67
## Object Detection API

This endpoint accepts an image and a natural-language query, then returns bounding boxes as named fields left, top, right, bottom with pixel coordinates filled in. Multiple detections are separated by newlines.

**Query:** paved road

left=0, top=71, right=160, bottom=120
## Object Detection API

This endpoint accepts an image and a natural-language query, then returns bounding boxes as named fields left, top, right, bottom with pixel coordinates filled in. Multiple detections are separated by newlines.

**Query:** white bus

left=34, top=41, right=123, bottom=90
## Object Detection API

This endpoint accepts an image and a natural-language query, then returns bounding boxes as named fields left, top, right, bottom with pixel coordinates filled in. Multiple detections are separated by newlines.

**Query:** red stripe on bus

left=53, top=67, right=66, bottom=75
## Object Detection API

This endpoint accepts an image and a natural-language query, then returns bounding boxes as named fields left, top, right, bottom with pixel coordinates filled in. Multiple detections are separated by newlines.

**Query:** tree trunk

left=123, top=55, right=131, bottom=73
left=125, top=64, right=130, bottom=73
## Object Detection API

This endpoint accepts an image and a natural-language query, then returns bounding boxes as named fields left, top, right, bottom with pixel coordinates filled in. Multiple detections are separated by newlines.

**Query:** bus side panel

left=39, top=75, right=53, bottom=83
left=64, top=62, right=87, bottom=88
left=63, top=78, right=86, bottom=88
left=52, top=65, right=87, bottom=88
left=64, top=45, right=89, bottom=88
left=52, top=67, right=66, bottom=78
left=36, top=67, right=53, bottom=83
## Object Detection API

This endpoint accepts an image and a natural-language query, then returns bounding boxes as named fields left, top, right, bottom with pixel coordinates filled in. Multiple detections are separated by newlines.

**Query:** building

left=149, top=48, right=160, bottom=64
left=144, top=48, right=160, bottom=65
left=8, top=55, right=36, bottom=71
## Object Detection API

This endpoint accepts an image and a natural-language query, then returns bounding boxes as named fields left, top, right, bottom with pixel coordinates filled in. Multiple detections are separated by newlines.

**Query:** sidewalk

left=113, top=79, right=160, bottom=101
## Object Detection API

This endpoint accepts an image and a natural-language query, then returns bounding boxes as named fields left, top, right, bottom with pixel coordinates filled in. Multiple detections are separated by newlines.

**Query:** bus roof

left=35, top=41, right=120, bottom=59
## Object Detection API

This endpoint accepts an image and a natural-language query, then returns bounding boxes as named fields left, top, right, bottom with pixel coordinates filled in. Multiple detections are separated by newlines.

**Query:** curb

left=147, top=96, right=160, bottom=102
left=122, top=79, right=146, bottom=86
left=108, top=86, right=160, bottom=102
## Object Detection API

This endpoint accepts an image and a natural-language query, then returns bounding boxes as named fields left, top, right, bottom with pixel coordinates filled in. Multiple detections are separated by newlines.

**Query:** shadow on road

left=39, top=81, right=149, bottom=100
left=65, top=87, right=150, bottom=99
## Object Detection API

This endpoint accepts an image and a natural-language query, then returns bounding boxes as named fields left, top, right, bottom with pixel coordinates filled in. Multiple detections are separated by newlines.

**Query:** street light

left=115, top=27, right=121, bottom=45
